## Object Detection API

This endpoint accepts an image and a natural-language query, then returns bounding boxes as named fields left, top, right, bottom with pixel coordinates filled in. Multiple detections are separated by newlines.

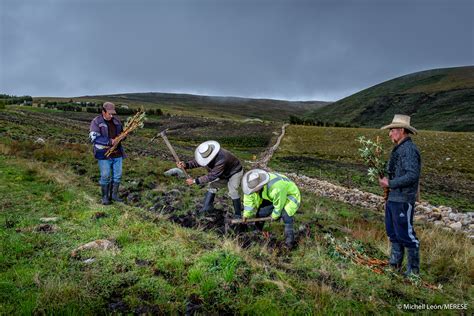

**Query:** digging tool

left=228, top=216, right=273, bottom=225
left=158, top=129, right=191, bottom=179
left=224, top=216, right=273, bottom=234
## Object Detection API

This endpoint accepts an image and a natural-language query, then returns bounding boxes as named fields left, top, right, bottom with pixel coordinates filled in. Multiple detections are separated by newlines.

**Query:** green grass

left=1, top=153, right=472, bottom=314
left=270, top=125, right=474, bottom=211
left=0, top=106, right=472, bottom=314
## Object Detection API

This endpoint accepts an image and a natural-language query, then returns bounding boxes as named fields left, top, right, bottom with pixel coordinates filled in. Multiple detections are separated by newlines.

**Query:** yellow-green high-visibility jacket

left=243, top=172, right=301, bottom=220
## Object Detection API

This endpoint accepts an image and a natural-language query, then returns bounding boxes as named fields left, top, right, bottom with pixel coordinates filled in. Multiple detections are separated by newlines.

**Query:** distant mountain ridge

left=306, top=66, right=474, bottom=132
left=80, top=92, right=330, bottom=121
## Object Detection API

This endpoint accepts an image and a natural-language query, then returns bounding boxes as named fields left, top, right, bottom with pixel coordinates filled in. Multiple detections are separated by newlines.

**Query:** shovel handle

left=159, top=130, right=191, bottom=178
left=229, top=216, right=273, bottom=225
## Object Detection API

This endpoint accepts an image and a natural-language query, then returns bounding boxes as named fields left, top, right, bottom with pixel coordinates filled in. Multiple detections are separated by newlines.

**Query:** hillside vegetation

left=53, top=92, right=329, bottom=122
left=0, top=105, right=472, bottom=313
left=306, top=66, right=474, bottom=131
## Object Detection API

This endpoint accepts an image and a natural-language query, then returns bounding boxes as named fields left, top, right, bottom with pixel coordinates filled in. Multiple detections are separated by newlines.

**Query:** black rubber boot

left=111, top=182, right=123, bottom=202
left=108, top=182, right=113, bottom=202
left=284, top=223, right=295, bottom=249
left=101, top=184, right=111, bottom=205
left=389, top=242, right=404, bottom=272
left=200, top=192, right=215, bottom=215
left=232, top=198, right=242, bottom=219
left=405, top=247, right=420, bottom=276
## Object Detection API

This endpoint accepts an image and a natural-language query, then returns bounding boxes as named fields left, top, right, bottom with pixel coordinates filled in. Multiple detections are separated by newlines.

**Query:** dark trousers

left=255, top=200, right=293, bottom=230
left=385, top=201, right=419, bottom=248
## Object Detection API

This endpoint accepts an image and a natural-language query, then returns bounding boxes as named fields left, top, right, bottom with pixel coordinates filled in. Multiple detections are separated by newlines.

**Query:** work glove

left=271, top=211, right=281, bottom=221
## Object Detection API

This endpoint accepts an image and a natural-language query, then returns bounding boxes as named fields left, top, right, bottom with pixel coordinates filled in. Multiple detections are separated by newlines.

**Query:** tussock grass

left=419, top=228, right=474, bottom=286
left=0, top=106, right=472, bottom=314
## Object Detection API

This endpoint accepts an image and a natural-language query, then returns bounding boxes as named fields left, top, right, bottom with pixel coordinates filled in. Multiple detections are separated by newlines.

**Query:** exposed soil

left=185, top=294, right=203, bottom=316
left=121, top=184, right=308, bottom=250
left=34, top=224, right=58, bottom=233
left=92, top=211, right=108, bottom=219
left=135, top=258, right=153, bottom=267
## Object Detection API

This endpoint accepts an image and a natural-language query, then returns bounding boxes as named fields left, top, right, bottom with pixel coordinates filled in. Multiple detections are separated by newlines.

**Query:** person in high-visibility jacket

left=241, top=169, right=301, bottom=248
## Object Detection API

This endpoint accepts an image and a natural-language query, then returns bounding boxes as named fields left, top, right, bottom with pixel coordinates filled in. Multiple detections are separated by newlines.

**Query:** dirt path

left=258, top=124, right=473, bottom=237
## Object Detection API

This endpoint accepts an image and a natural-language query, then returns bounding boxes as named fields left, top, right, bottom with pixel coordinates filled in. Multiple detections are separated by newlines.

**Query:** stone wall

left=287, top=173, right=474, bottom=239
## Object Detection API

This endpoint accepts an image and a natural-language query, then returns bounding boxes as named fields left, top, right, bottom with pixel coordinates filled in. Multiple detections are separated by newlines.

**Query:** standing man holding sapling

left=89, top=102, right=125, bottom=205
left=379, top=114, right=421, bottom=276
left=177, top=141, right=243, bottom=218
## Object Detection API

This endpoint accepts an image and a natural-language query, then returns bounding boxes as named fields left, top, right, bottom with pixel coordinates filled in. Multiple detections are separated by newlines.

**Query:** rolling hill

left=75, top=92, right=330, bottom=121
left=306, top=66, right=474, bottom=131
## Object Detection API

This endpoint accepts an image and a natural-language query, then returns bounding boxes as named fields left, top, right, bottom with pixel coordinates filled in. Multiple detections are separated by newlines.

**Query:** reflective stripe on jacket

left=243, top=172, right=300, bottom=219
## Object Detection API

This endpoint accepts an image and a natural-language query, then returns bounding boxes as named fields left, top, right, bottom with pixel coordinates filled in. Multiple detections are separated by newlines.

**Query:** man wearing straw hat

left=379, top=114, right=421, bottom=276
left=89, top=102, right=125, bottom=205
left=177, top=141, right=243, bottom=218
left=241, top=169, right=301, bottom=249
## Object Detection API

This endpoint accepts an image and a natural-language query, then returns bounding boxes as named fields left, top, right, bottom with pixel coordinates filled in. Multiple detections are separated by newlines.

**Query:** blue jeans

left=98, top=157, right=122, bottom=185
left=385, top=201, right=419, bottom=248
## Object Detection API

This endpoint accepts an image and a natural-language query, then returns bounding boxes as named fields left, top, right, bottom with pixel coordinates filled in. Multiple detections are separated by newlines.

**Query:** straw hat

left=381, top=114, right=417, bottom=135
left=195, top=141, right=220, bottom=166
left=242, top=169, right=270, bottom=195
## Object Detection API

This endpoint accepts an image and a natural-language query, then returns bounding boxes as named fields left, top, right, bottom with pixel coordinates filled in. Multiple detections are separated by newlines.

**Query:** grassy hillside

left=39, top=92, right=329, bottom=122
left=306, top=66, right=474, bottom=131
left=271, top=125, right=474, bottom=212
left=0, top=106, right=472, bottom=313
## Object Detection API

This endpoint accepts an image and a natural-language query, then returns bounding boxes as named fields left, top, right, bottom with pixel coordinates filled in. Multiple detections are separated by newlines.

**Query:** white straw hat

left=381, top=114, right=418, bottom=135
left=195, top=141, right=220, bottom=166
left=242, top=169, right=270, bottom=194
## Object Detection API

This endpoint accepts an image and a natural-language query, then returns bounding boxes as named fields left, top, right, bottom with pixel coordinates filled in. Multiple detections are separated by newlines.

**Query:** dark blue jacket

left=89, top=115, right=125, bottom=160
left=387, top=137, right=421, bottom=204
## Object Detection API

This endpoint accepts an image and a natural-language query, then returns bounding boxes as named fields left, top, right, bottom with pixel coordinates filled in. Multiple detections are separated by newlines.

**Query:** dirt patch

left=34, top=224, right=58, bottom=233
left=71, top=163, right=88, bottom=176
left=135, top=258, right=153, bottom=267
left=169, top=212, right=197, bottom=228
left=148, top=189, right=182, bottom=214
left=167, top=207, right=228, bottom=234
left=92, top=211, right=108, bottom=219
left=185, top=294, right=204, bottom=315
left=108, top=297, right=129, bottom=314
left=4, top=218, right=17, bottom=228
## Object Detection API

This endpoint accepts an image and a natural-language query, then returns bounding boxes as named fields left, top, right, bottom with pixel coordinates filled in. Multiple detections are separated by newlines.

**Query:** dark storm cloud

left=1, top=0, right=473, bottom=101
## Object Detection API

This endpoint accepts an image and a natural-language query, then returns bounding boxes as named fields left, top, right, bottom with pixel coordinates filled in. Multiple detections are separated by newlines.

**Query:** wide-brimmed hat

left=195, top=141, right=220, bottom=166
left=102, top=102, right=117, bottom=114
left=381, top=114, right=417, bottom=135
left=242, top=169, right=270, bottom=195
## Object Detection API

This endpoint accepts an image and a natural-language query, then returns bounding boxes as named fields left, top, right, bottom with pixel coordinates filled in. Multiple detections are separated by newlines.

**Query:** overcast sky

left=1, top=0, right=473, bottom=101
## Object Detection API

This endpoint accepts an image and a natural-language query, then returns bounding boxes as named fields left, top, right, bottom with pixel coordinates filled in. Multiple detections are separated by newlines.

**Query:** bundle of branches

left=105, top=110, right=146, bottom=157
left=357, top=136, right=389, bottom=200
left=325, top=234, right=388, bottom=274
left=325, top=234, right=441, bottom=290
